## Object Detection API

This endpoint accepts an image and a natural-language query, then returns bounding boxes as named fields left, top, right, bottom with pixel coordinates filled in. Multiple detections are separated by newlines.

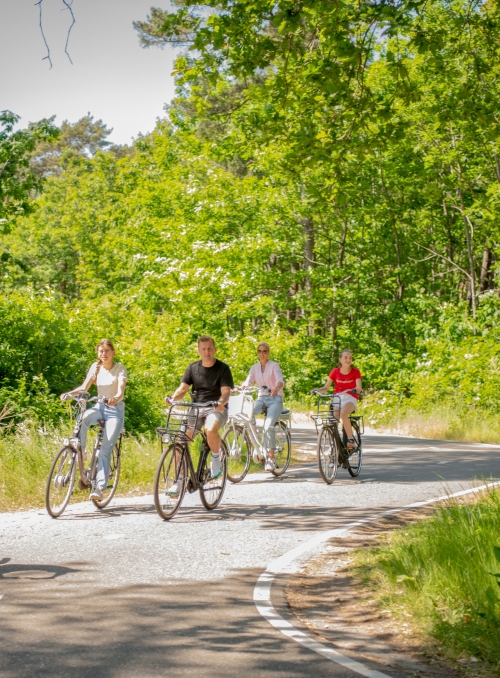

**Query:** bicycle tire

left=223, top=425, right=251, bottom=483
left=271, top=422, right=291, bottom=477
left=154, top=443, right=187, bottom=520
left=94, top=442, right=122, bottom=508
left=347, top=420, right=363, bottom=477
left=46, top=445, right=77, bottom=518
left=199, top=440, right=228, bottom=510
left=317, top=428, right=337, bottom=484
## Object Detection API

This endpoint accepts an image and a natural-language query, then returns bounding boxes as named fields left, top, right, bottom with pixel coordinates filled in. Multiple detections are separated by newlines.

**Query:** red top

left=329, top=367, right=362, bottom=400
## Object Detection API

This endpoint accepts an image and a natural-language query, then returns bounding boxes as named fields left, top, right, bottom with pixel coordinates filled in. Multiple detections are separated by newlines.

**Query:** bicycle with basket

left=310, top=389, right=364, bottom=484
left=222, top=387, right=292, bottom=482
left=153, top=401, right=228, bottom=520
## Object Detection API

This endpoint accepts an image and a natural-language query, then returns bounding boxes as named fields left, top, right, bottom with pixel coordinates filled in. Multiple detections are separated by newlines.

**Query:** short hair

left=257, top=342, right=270, bottom=352
left=198, top=335, right=216, bottom=347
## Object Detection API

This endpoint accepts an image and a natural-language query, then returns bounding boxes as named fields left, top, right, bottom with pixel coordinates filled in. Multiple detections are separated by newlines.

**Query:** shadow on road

left=0, top=569, right=339, bottom=678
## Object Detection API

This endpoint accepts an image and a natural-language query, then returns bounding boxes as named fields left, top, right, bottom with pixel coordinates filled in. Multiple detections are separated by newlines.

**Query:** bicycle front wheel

left=154, top=443, right=187, bottom=520
left=317, top=428, right=337, bottom=484
left=94, top=442, right=122, bottom=509
left=271, top=422, right=291, bottom=477
left=223, top=425, right=251, bottom=483
left=46, top=445, right=77, bottom=518
left=347, top=421, right=363, bottom=477
left=199, top=440, right=228, bottom=510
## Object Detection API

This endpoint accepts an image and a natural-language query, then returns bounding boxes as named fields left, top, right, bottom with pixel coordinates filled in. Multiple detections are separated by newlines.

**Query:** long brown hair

left=96, top=339, right=115, bottom=365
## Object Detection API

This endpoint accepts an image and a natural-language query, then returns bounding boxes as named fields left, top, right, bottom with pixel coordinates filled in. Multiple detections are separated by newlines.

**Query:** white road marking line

left=254, top=480, right=500, bottom=677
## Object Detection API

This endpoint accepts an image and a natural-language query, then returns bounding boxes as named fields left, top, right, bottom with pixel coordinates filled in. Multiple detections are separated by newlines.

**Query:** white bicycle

left=222, top=387, right=292, bottom=483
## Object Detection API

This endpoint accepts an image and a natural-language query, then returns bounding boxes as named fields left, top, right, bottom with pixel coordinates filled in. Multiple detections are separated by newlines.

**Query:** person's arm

left=167, top=382, right=190, bottom=404
left=216, top=386, right=231, bottom=412
left=242, top=365, right=255, bottom=389
left=60, top=365, right=96, bottom=400
left=311, top=377, right=333, bottom=395
left=355, top=378, right=362, bottom=395
left=270, top=363, right=284, bottom=397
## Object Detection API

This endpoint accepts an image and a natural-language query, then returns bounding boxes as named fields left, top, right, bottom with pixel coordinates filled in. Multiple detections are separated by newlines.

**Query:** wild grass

left=374, top=407, right=500, bottom=445
left=0, top=419, right=300, bottom=512
left=0, top=424, right=159, bottom=512
left=353, top=486, right=500, bottom=672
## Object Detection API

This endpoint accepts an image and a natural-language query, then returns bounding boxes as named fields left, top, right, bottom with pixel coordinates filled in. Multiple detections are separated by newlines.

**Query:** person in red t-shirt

left=311, top=350, right=362, bottom=449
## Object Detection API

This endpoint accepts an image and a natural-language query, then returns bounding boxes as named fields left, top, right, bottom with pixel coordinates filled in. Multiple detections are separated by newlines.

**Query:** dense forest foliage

left=2, top=0, right=500, bottom=432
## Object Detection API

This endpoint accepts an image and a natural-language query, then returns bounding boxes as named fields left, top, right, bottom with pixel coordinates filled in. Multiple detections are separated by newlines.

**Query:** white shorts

left=336, top=393, right=358, bottom=411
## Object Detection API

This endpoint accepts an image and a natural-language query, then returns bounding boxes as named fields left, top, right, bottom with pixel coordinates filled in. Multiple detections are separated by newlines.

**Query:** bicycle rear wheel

left=271, top=422, right=291, bottom=477
left=46, top=445, right=77, bottom=517
left=347, top=420, right=363, bottom=477
left=94, top=441, right=122, bottom=508
left=199, top=440, right=228, bottom=510
left=223, top=425, right=251, bottom=483
left=154, top=443, right=187, bottom=520
left=317, top=428, right=337, bottom=484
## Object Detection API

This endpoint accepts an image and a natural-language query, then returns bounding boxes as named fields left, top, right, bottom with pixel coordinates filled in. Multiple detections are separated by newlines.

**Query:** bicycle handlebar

left=166, top=398, right=221, bottom=409
left=311, top=389, right=360, bottom=397
left=62, top=392, right=109, bottom=405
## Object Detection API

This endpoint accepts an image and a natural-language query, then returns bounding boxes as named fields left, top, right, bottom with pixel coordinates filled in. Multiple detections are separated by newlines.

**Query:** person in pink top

left=243, top=342, right=285, bottom=471
left=311, top=350, right=362, bottom=450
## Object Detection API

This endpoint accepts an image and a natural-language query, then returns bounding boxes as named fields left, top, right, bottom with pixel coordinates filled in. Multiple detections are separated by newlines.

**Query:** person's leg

left=205, top=408, right=228, bottom=453
left=95, top=406, right=124, bottom=490
left=262, top=396, right=283, bottom=460
left=340, top=402, right=356, bottom=443
left=79, top=406, right=102, bottom=457
left=205, top=409, right=228, bottom=478
left=252, top=398, right=264, bottom=435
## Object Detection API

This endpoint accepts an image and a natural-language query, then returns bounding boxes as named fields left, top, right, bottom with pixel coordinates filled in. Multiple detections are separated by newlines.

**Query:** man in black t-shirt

left=167, top=336, right=234, bottom=483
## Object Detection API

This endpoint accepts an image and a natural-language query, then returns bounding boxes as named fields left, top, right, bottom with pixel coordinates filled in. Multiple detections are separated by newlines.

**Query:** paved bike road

left=1, top=430, right=499, bottom=678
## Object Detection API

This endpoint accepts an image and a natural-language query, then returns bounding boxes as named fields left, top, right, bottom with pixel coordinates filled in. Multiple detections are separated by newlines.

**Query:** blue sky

left=0, top=0, right=177, bottom=144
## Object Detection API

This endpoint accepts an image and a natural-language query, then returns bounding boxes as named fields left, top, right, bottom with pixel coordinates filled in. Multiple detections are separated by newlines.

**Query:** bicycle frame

left=227, top=388, right=287, bottom=459
left=157, top=401, right=224, bottom=492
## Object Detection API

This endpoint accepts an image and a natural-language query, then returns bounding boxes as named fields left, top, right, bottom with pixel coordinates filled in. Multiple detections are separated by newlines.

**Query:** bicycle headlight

left=162, top=434, right=171, bottom=443
left=317, top=417, right=323, bottom=425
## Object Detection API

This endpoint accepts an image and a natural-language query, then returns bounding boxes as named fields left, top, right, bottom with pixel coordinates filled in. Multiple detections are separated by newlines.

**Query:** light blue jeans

left=80, top=402, right=124, bottom=490
left=252, top=395, right=283, bottom=451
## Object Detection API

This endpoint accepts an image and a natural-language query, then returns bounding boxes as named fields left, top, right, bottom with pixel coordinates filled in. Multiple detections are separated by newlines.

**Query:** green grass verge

left=0, top=424, right=159, bottom=512
left=362, top=397, right=500, bottom=445
left=0, top=422, right=302, bottom=512
left=352, top=486, right=500, bottom=671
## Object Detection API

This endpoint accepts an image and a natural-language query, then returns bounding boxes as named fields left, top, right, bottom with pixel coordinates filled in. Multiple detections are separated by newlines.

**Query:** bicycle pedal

left=186, top=478, right=196, bottom=494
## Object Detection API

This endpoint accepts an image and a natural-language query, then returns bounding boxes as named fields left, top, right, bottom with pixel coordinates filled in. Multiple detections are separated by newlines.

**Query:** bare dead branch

left=414, top=242, right=472, bottom=281
left=35, top=0, right=52, bottom=69
left=61, top=0, right=76, bottom=65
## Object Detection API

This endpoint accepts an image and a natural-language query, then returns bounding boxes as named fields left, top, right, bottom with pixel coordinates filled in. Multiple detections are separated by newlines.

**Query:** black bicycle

left=45, top=392, right=123, bottom=517
left=310, top=390, right=363, bottom=484
left=153, top=401, right=228, bottom=520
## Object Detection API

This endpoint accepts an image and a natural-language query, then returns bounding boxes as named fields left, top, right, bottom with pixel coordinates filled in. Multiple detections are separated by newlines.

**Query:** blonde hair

left=257, top=342, right=270, bottom=352
left=338, top=349, right=352, bottom=366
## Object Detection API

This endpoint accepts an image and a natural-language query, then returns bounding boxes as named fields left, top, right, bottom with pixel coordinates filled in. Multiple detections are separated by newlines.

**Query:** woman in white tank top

left=60, top=339, right=127, bottom=502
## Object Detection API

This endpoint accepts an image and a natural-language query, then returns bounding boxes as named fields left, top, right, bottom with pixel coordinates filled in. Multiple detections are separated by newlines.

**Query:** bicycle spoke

left=223, top=425, right=251, bottom=483
left=199, top=440, right=228, bottom=510
left=317, top=428, right=337, bottom=484
left=154, top=443, right=187, bottom=520
left=46, top=445, right=77, bottom=517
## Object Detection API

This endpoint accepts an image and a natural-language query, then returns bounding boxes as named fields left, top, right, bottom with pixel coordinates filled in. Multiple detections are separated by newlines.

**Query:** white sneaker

left=210, top=454, right=222, bottom=479
left=166, top=481, right=182, bottom=498
left=252, top=449, right=263, bottom=463
left=265, top=457, right=277, bottom=471
left=89, top=487, right=103, bottom=501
